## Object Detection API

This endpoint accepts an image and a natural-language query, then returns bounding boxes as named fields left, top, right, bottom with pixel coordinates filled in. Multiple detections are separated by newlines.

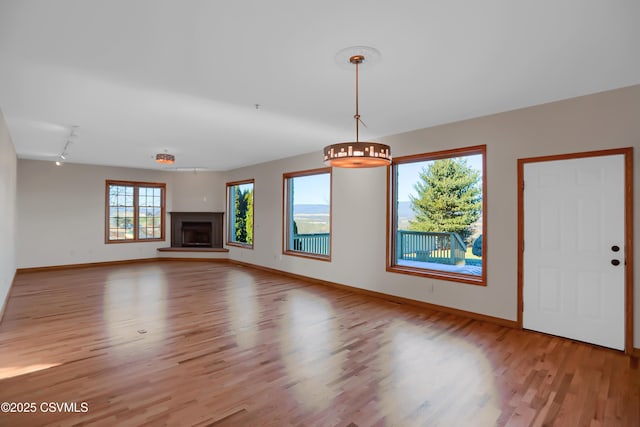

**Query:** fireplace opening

left=181, top=222, right=212, bottom=247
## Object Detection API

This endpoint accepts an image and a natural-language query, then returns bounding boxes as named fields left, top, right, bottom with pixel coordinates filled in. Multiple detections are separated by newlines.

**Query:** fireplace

left=181, top=222, right=212, bottom=247
left=170, top=212, right=223, bottom=248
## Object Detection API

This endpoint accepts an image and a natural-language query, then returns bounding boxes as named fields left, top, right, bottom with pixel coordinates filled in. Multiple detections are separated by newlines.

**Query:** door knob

left=611, top=259, right=620, bottom=266
left=611, top=245, right=620, bottom=252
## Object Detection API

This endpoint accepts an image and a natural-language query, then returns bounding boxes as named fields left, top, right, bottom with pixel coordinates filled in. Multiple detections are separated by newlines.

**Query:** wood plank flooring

left=0, top=261, right=638, bottom=426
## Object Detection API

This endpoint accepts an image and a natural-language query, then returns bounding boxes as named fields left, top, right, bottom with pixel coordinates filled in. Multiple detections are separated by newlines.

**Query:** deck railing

left=397, top=230, right=466, bottom=265
left=293, top=233, right=330, bottom=256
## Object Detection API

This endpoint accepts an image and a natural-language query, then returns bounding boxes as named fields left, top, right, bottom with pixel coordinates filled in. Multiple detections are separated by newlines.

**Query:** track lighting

left=54, top=125, right=78, bottom=165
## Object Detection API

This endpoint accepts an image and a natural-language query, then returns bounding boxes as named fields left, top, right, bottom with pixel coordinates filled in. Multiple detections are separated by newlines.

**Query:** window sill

left=226, top=242, right=254, bottom=249
left=106, top=238, right=165, bottom=244
left=387, top=264, right=485, bottom=286
left=283, top=250, right=331, bottom=262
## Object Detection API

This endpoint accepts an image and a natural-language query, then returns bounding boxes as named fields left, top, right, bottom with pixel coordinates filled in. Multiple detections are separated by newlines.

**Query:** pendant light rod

left=352, top=55, right=363, bottom=144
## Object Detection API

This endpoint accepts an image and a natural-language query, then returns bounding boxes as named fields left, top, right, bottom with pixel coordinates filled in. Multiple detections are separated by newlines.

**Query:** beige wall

left=17, top=161, right=170, bottom=268
left=225, top=85, right=640, bottom=344
left=0, top=110, right=17, bottom=315
left=16, top=163, right=228, bottom=268
left=171, top=170, right=226, bottom=213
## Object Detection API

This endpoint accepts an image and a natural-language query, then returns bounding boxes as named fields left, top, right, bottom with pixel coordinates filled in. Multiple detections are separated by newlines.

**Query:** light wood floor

left=0, top=261, right=638, bottom=426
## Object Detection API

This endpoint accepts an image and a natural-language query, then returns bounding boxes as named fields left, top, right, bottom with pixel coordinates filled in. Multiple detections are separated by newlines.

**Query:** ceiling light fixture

left=155, top=151, right=175, bottom=164
left=323, top=54, right=391, bottom=168
left=55, top=125, right=78, bottom=166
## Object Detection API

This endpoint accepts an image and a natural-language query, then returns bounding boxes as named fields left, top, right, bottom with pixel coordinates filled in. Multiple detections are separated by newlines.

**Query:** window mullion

left=133, top=186, right=139, bottom=241
left=288, top=178, right=294, bottom=251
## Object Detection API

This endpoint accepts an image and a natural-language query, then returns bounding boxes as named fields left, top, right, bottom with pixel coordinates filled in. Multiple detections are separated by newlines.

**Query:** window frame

left=386, top=145, right=487, bottom=286
left=282, top=167, right=332, bottom=261
left=105, top=180, right=166, bottom=244
left=226, top=179, right=255, bottom=249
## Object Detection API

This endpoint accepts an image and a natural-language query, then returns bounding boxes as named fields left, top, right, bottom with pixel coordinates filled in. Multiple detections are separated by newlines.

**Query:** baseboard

left=16, top=258, right=162, bottom=273
left=230, top=260, right=519, bottom=329
left=16, top=257, right=231, bottom=273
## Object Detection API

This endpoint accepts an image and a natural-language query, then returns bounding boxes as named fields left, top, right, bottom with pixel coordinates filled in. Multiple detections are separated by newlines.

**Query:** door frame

left=517, top=147, right=634, bottom=354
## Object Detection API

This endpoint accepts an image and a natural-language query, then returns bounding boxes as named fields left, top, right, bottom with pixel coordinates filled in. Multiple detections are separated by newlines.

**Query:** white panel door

left=523, top=155, right=625, bottom=350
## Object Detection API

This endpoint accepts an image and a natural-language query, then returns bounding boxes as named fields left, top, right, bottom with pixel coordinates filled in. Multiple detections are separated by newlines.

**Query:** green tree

left=233, top=186, right=254, bottom=244
left=234, top=187, right=248, bottom=242
left=245, top=189, right=253, bottom=244
left=409, top=158, right=481, bottom=243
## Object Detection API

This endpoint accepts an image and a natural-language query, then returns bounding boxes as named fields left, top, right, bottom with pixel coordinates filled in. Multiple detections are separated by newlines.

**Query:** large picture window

left=388, top=145, right=486, bottom=285
left=283, top=168, right=331, bottom=260
left=227, top=179, right=254, bottom=248
left=106, top=180, right=165, bottom=243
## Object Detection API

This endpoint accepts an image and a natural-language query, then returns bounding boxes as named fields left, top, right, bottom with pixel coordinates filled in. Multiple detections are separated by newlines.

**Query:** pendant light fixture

left=323, top=54, right=391, bottom=168
left=156, top=150, right=175, bottom=164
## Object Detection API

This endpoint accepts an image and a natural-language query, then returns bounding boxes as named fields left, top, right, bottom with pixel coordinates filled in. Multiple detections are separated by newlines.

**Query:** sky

left=291, top=154, right=483, bottom=204
left=397, top=154, right=483, bottom=202
left=291, top=173, right=331, bottom=205
left=237, top=183, right=253, bottom=193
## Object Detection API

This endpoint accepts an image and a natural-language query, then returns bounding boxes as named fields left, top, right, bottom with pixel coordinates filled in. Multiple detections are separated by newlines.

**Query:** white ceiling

left=1, top=1, right=638, bottom=171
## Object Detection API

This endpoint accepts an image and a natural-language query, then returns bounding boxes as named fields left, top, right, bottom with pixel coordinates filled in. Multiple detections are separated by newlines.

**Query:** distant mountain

left=294, top=204, right=330, bottom=214
left=293, top=203, right=414, bottom=218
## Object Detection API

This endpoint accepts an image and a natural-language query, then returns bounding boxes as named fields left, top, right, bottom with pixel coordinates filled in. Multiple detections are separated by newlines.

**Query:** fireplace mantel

left=169, top=212, right=224, bottom=248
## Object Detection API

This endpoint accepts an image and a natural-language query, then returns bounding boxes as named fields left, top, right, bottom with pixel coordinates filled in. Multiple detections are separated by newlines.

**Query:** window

left=283, top=168, right=331, bottom=260
left=226, top=179, right=254, bottom=248
left=388, top=145, right=486, bottom=285
left=105, top=180, right=165, bottom=243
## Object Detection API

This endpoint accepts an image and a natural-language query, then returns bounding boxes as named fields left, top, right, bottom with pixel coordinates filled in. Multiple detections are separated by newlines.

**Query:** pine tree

left=409, top=158, right=481, bottom=243
left=234, top=187, right=248, bottom=242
